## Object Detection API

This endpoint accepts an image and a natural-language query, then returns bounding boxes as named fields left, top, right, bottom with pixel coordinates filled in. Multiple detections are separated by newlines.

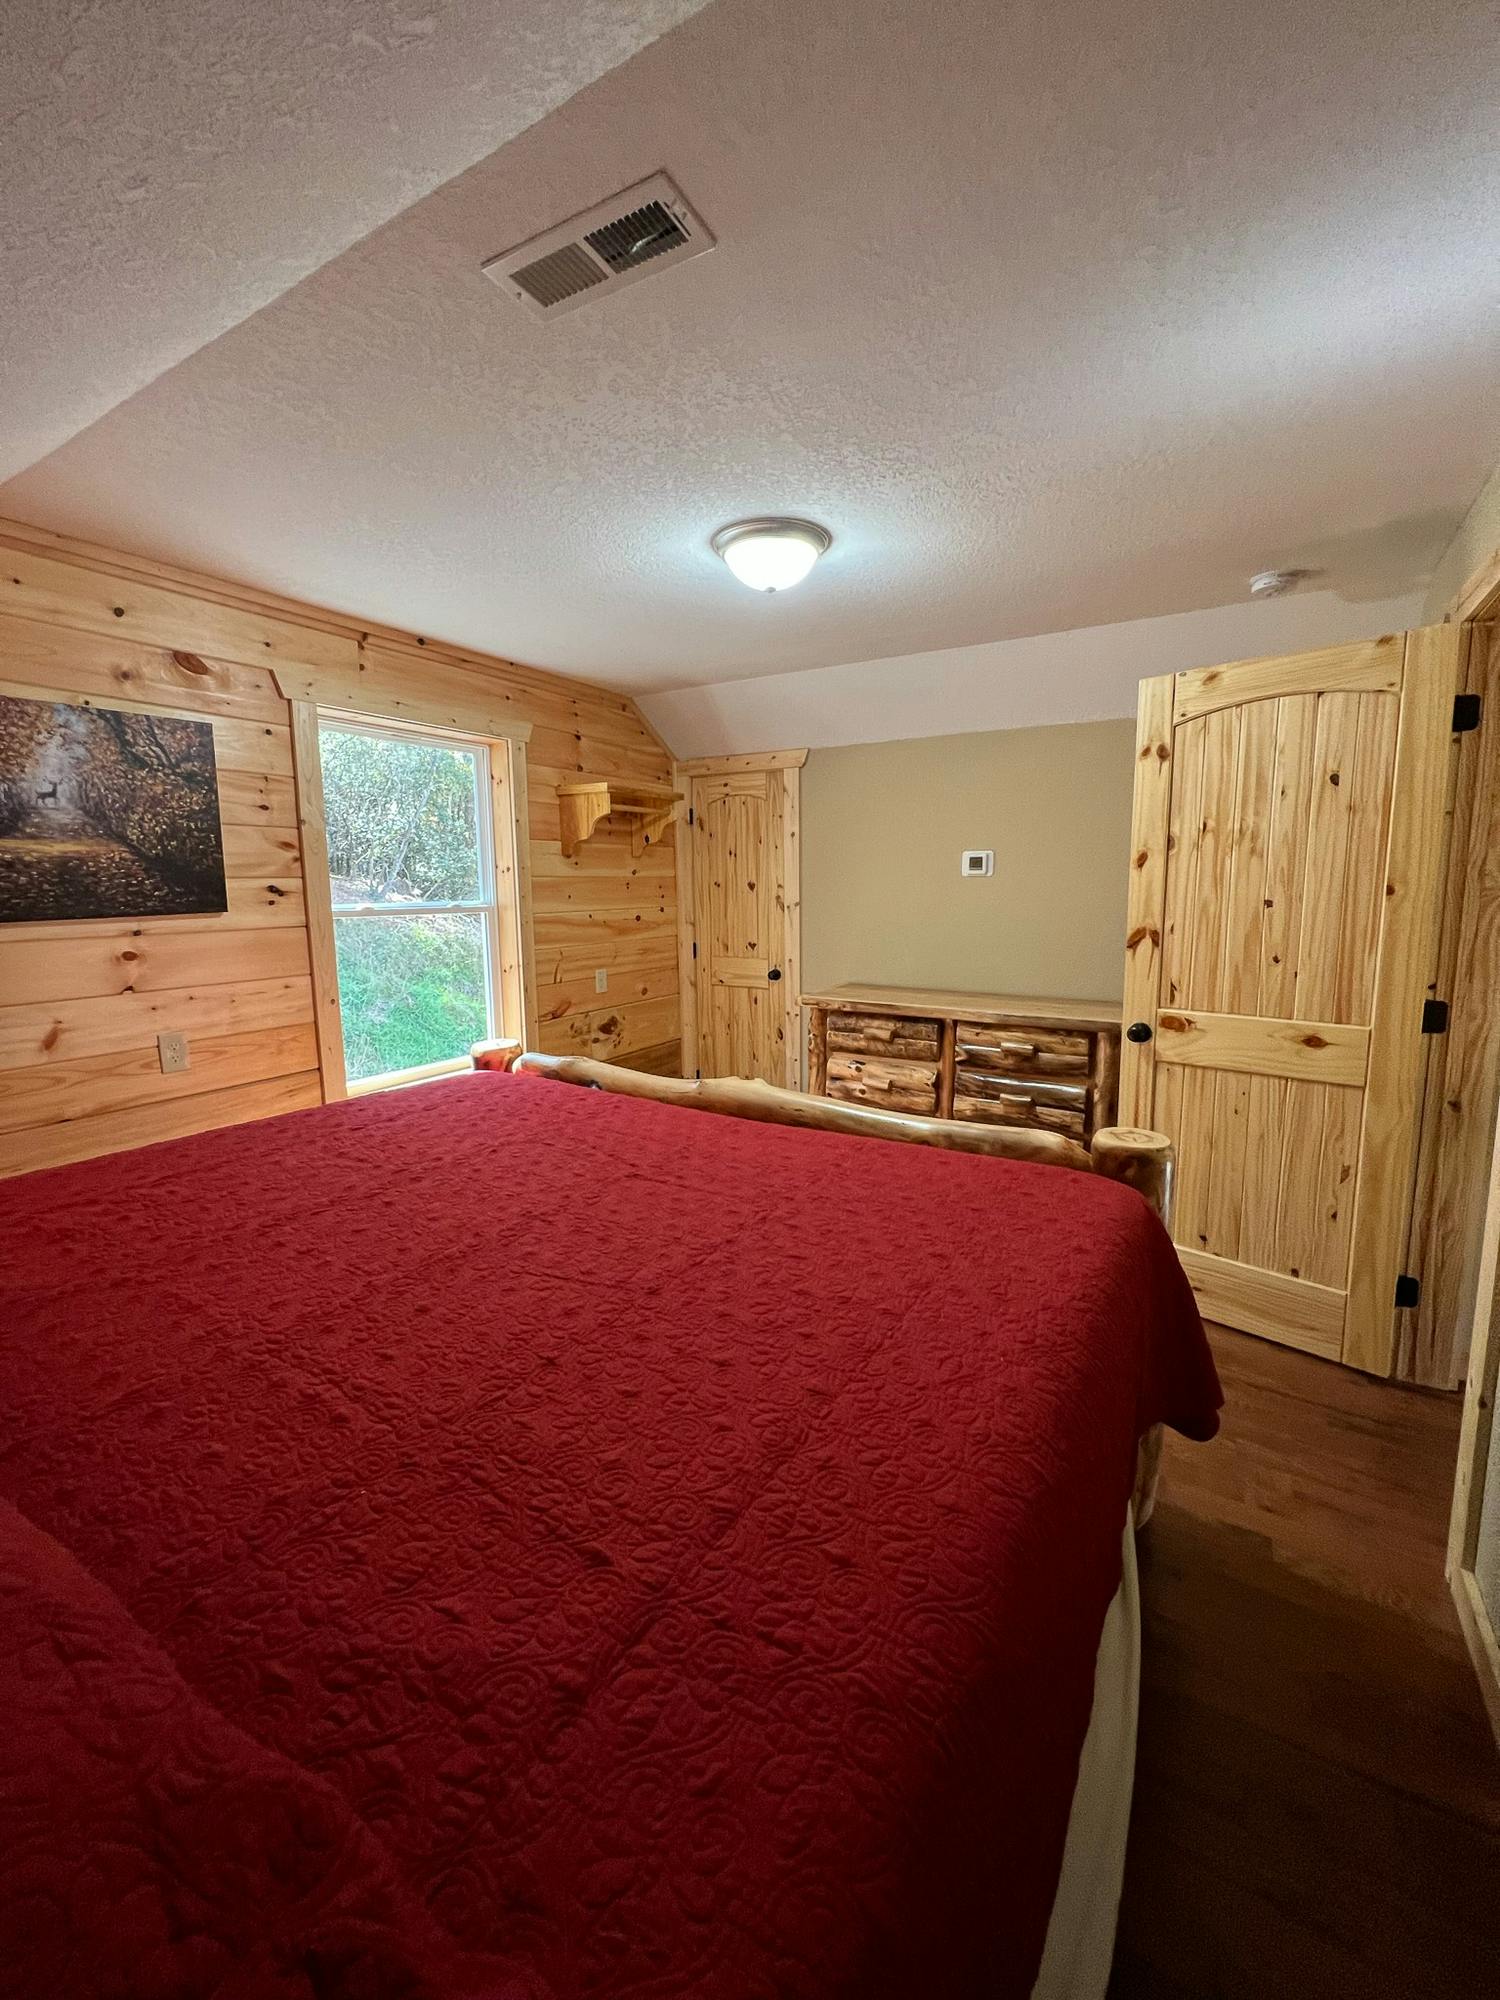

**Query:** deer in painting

left=35, top=781, right=60, bottom=807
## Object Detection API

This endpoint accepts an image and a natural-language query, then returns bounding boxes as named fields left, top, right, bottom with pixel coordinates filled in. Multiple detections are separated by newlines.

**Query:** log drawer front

left=804, top=985, right=1121, bottom=1139
left=956, top=1025, right=1090, bottom=1077
left=953, top=1069, right=1088, bottom=1137
left=827, top=1010, right=942, bottom=1062
left=826, top=1053, right=940, bottom=1115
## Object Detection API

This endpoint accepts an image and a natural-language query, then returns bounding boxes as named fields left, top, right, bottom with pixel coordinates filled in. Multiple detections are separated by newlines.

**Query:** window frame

left=318, top=714, right=510, bottom=1096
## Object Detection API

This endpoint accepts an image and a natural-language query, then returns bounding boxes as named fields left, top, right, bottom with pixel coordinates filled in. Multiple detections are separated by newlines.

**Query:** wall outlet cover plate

left=157, top=1031, right=190, bottom=1073
left=961, top=850, right=995, bottom=877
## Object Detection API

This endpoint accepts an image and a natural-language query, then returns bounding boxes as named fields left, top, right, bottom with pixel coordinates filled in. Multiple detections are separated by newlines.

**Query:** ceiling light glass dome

left=711, top=518, right=832, bottom=592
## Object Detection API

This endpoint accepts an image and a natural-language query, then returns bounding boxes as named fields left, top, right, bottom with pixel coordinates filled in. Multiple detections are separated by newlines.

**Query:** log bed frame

left=472, top=1044, right=1175, bottom=1524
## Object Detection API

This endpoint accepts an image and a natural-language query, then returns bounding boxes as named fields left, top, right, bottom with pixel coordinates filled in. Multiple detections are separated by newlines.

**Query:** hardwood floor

left=1109, top=1324, right=1500, bottom=2000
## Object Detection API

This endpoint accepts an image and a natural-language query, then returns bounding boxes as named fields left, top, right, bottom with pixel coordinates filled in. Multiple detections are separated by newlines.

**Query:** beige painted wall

left=1426, top=459, right=1500, bottom=618
left=801, top=718, right=1134, bottom=1003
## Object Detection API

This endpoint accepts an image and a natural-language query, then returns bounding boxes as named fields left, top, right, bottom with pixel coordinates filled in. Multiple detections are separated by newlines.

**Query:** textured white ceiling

left=0, top=0, right=709, bottom=481
left=3, top=0, right=1497, bottom=694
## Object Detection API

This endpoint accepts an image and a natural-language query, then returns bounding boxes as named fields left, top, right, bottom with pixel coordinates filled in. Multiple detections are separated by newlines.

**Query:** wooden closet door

left=689, top=769, right=790, bottom=1083
left=1120, top=628, right=1462, bottom=1373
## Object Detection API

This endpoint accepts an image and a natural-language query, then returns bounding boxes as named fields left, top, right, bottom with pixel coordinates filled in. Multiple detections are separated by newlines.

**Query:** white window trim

left=322, top=717, right=505, bottom=1094
left=346, top=1055, right=473, bottom=1098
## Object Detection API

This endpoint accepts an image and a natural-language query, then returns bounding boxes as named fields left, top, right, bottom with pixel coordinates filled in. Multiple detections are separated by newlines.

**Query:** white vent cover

left=482, top=172, right=714, bottom=319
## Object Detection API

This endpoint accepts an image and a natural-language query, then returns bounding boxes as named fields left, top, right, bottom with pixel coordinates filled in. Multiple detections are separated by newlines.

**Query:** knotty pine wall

left=0, top=520, right=679, bottom=1177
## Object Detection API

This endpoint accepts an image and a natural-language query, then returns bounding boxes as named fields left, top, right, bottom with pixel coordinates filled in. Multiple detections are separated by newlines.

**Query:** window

left=319, top=722, right=502, bottom=1090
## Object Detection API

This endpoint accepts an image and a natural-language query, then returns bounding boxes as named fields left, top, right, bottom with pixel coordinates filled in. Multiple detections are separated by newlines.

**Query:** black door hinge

left=1394, top=1273, right=1421, bottom=1309
left=687, top=806, right=695, bottom=826
left=1422, top=998, right=1450, bottom=1034
left=1453, top=693, right=1481, bottom=734
left=691, top=940, right=697, bottom=959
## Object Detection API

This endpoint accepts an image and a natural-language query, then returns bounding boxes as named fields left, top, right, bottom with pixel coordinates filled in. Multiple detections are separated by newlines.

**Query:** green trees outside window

left=319, top=725, right=496, bottom=1085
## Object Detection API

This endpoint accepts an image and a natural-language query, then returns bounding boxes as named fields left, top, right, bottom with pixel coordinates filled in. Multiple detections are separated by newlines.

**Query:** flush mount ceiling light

left=1248, top=567, right=1313, bottom=599
left=711, top=518, right=832, bottom=592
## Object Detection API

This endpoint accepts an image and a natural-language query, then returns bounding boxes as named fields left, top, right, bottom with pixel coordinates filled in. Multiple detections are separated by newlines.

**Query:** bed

left=0, top=1058, right=1220, bottom=1999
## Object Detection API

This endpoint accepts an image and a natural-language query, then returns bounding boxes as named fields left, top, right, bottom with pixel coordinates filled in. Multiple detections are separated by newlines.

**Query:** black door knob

left=1126, top=1020, right=1152, bottom=1043
left=767, top=967, right=783, bottom=982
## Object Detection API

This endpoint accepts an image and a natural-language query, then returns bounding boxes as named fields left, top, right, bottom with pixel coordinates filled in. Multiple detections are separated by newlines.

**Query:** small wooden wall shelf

left=558, top=778, right=681, bottom=858
left=802, top=983, right=1122, bottom=1141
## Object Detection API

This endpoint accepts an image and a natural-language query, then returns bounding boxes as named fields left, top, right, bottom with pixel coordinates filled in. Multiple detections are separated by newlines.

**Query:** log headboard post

left=472, top=1039, right=524, bottom=1073
left=1089, top=1126, right=1174, bottom=1229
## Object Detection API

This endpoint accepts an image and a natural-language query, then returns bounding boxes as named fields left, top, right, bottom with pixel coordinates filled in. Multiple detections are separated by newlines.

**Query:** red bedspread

left=0, top=1070, right=1219, bottom=1999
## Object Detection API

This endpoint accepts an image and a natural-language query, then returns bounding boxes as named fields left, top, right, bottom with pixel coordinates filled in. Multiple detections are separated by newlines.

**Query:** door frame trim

left=1118, top=673, right=1174, bottom=1128
left=1447, top=1083, right=1500, bottom=1749
left=676, top=749, right=808, bottom=775
left=1448, top=544, right=1500, bottom=625
left=673, top=751, right=806, bottom=1088
left=1342, top=626, right=1464, bottom=1371
left=1442, top=544, right=1500, bottom=1741
left=1403, top=585, right=1500, bottom=1384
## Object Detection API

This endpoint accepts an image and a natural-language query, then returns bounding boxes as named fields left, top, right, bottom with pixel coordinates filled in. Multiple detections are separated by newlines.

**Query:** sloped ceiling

left=638, top=584, right=1429, bottom=757
left=2, top=0, right=1496, bottom=697
left=0, top=0, right=710, bottom=480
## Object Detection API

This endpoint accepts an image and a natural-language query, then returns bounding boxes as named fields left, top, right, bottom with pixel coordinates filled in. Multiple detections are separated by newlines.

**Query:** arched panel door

left=679, top=753, right=803, bottom=1087
left=1120, top=628, right=1462, bottom=1374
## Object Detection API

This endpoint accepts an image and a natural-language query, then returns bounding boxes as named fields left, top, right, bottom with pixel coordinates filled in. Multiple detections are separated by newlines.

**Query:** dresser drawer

left=953, top=1069, right=1087, bottom=1138
left=954, top=1023, right=1092, bottom=1079
left=827, top=1010, right=942, bottom=1061
left=826, top=1053, right=939, bottom=1115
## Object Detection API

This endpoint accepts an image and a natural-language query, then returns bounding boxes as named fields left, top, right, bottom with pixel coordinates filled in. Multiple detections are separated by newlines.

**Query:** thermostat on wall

left=961, top=850, right=994, bottom=878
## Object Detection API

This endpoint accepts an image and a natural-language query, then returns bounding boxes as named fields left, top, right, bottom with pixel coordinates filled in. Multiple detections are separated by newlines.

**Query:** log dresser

left=802, top=984, right=1123, bottom=1141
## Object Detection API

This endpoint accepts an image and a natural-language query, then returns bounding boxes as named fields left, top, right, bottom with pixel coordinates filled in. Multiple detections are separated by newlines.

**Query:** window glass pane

left=334, top=913, right=490, bottom=1083
left=320, top=727, right=484, bottom=907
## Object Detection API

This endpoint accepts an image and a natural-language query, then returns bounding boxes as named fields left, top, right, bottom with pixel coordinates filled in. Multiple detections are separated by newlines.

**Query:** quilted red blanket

left=0, top=1070, right=1219, bottom=1999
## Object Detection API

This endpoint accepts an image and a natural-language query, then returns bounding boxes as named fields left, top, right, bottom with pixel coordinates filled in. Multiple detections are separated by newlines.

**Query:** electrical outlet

left=594, top=968, right=608, bottom=993
left=157, top=1031, right=190, bottom=1074
left=961, top=849, right=994, bottom=878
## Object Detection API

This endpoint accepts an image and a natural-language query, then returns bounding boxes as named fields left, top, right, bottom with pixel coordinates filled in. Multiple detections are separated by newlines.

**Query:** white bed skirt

left=1031, top=1517, right=1141, bottom=2000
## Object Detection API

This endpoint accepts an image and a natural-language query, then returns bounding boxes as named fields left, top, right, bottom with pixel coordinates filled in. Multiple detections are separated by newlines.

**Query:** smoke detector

left=482, top=172, right=714, bottom=319
left=1249, top=568, right=1313, bottom=599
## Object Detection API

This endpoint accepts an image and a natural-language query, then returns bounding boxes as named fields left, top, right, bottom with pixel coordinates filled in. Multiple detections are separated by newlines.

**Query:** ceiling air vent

left=482, top=172, right=714, bottom=319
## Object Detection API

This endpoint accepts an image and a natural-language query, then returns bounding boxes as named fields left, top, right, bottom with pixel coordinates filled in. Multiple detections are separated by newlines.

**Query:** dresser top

left=800, top=983, right=1123, bottom=1033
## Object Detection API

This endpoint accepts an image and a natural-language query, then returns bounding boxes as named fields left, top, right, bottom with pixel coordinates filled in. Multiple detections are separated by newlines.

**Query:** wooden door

left=679, top=755, right=802, bottom=1086
left=1121, top=629, right=1462, bottom=1374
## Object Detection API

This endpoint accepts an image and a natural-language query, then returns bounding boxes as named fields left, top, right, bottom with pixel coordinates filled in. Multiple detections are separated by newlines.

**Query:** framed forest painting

left=0, top=694, right=227, bottom=924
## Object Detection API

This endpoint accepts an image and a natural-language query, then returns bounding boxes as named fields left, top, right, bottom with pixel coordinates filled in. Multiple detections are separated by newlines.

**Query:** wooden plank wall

left=0, top=519, right=679, bottom=1176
